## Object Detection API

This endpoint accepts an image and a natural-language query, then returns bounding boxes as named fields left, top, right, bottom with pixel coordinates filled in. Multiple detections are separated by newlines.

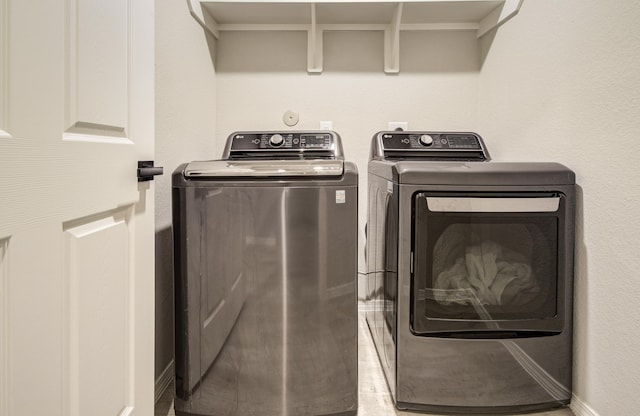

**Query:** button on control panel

left=419, top=134, right=434, bottom=146
left=269, top=134, right=284, bottom=147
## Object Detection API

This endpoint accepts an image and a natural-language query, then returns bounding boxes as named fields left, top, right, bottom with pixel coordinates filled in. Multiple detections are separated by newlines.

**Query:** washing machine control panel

left=224, top=131, right=345, bottom=160
left=231, top=132, right=335, bottom=150
left=373, top=131, right=489, bottom=161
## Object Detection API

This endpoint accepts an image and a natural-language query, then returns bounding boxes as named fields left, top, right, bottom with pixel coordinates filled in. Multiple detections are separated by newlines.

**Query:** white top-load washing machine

left=366, top=131, right=575, bottom=414
left=173, top=131, right=358, bottom=416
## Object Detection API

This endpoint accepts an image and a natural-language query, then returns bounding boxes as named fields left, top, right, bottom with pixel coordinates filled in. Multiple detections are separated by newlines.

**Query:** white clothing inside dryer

left=434, top=241, right=539, bottom=306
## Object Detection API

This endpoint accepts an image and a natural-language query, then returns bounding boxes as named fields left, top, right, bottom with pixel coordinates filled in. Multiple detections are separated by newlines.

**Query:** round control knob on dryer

left=419, top=134, right=434, bottom=146
left=270, top=134, right=284, bottom=146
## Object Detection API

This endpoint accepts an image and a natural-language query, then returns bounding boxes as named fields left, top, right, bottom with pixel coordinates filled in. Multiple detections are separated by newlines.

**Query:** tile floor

left=155, top=312, right=575, bottom=416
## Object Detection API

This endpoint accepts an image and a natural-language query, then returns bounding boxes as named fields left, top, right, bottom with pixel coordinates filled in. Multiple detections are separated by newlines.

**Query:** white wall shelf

left=187, top=0, right=523, bottom=74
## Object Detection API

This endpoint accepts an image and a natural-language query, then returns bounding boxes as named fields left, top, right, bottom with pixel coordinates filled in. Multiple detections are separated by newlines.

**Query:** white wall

left=154, top=0, right=217, bottom=388
left=215, top=29, right=481, bottom=293
left=477, top=1, right=640, bottom=415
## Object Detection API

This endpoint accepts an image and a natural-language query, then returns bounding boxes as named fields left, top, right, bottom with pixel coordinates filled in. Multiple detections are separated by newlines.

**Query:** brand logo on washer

left=236, top=135, right=245, bottom=139
left=383, top=134, right=392, bottom=139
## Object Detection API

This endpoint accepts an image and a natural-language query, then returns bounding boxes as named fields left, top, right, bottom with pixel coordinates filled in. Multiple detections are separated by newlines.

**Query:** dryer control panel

left=371, top=131, right=490, bottom=161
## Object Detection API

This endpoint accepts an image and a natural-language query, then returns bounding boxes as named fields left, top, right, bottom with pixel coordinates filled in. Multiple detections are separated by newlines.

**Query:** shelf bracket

left=187, top=0, right=220, bottom=39
left=307, top=3, right=323, bottom=73
left=384, top=2, right=403, bottom=74
left=477, top=0, right=523, bottom=37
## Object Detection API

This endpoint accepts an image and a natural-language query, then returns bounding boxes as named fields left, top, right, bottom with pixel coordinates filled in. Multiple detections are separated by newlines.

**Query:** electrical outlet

left=320, top=121, right=333, bottom=130
left=388, top=121, right=408, bottom=131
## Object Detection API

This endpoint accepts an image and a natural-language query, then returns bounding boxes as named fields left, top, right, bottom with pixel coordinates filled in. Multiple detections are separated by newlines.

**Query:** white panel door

left=0, top=0, right=155, bottom=415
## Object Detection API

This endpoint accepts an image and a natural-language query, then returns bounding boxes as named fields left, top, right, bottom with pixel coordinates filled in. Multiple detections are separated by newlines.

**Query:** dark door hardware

left=137, top=161, right=164, bottom=182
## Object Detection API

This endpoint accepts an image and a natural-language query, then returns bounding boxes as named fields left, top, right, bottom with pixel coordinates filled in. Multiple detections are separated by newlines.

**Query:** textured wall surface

left=155, top=0, right=217, bottom=384
left=477, top=2, right=640, bottom=415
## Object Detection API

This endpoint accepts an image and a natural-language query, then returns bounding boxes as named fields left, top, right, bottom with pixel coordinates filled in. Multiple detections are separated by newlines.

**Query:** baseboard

left=155, top=360, right=174, bottom=404
left=357, top=271, right=367, bottom=303
left=571, top=393, right=599, bottom=416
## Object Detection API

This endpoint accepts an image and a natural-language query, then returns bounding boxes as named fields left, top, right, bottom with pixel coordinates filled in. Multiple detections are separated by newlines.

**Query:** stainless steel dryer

left=173, top=131, right=358, bottom=416
left=365, top=131, right=575, bottom=414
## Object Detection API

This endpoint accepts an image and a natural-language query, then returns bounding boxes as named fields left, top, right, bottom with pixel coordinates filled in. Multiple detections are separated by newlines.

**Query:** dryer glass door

left=411, top=192, right=569, bottom=338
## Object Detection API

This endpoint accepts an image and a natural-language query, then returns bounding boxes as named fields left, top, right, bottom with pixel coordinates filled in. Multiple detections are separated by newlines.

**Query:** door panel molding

left=63, top=207, right=135, bottom=416
left=64, top=0, right=130, bottom=141
left=0, top=237, right=9, bottom=415
left=0, top=0, right=10, bottom=139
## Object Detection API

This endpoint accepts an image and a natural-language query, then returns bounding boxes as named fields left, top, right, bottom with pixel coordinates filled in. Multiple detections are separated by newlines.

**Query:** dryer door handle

left=426, top=197, right=560, bottom=213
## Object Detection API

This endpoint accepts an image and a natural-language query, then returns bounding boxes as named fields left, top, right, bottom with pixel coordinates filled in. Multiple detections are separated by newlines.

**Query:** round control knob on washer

left=419, top=134, right=434, bottom=146
left=270, top=134, right=284, bottom=146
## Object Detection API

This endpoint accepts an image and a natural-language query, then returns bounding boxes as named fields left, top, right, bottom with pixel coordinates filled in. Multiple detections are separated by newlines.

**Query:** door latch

left=137, top=161, right=164, bottom=182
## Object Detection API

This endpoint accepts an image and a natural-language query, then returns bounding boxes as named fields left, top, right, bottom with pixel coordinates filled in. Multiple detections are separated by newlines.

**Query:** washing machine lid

left=183, top=159, right=344, bottom=178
